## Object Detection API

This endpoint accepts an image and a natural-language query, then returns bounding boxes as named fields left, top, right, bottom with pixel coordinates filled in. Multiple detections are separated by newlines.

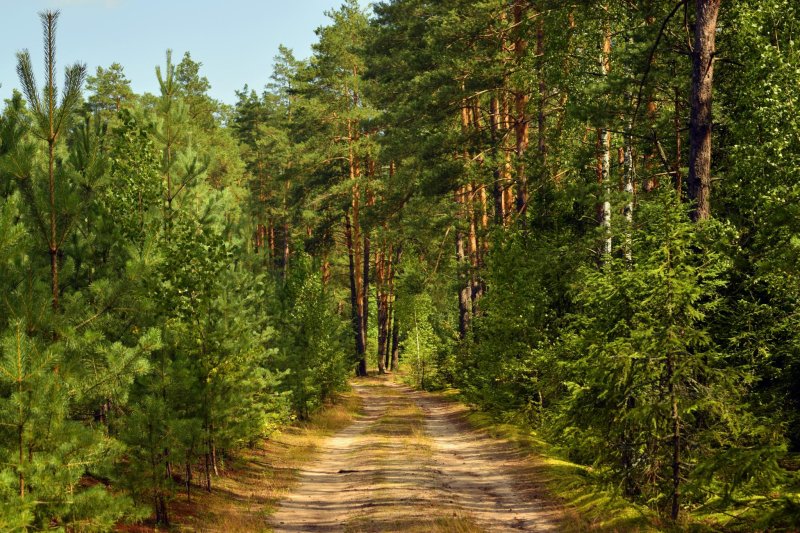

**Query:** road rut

left=270, top=379, right=561, bottom=532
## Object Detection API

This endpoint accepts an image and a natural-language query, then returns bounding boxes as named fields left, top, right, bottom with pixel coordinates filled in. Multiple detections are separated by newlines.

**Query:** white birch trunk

left=623, top=122, right=634, bottom=262
left=601, top=127, right=612, bottom=256
left=600, top=25, right=612, bottom=257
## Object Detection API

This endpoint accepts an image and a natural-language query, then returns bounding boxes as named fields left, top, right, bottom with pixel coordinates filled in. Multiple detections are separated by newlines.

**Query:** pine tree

left=86, top=63, right=134, bottom=116
left=15, top=9, right=86, bottom=310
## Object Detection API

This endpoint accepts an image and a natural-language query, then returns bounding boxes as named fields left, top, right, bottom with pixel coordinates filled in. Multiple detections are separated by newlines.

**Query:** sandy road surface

left=270, top=379, right=562, bottom=532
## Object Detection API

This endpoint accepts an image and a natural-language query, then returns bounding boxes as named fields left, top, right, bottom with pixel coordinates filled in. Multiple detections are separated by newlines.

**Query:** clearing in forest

left=269, top=378, right=564, bottom=532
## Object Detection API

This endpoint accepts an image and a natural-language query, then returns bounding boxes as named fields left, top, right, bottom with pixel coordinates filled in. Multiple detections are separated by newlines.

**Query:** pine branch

left=15, top=51, right=43, bottom=123
left=55, top=62, right=87, bottom=135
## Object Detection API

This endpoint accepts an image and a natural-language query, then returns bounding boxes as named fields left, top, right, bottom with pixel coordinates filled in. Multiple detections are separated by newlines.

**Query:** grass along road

left=269, top=377, right=563, bottom=532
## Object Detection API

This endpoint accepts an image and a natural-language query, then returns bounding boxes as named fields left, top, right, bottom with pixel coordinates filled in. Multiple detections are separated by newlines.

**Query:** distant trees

left=86, top=63, right=134, bottom=115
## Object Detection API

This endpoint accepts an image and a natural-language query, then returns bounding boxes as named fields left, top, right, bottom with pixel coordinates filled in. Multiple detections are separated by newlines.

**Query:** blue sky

left=0, top=0, right=371, bottom=105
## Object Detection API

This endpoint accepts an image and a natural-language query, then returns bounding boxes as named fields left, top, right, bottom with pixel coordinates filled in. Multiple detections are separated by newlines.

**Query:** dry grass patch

left=343, top=513, right=485, bottom=533
left=429, top=514, right=486, bottom=533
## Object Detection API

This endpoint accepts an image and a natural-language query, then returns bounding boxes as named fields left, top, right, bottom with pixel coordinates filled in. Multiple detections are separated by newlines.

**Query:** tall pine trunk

left=501, top=95, right=515, bottom=222
left=490, top=96, right=507, bottom=225
left=674, top=86, right=683, bottom=197
left=536, top=9, right=546, bottom=180
left=466, top=182, right=482, bottom=313
left=375, top=244, right=387, bottom=375
left=48, top=138, right=59, bottom=310
left=687, top=0, right=719, bottom=221
left=456, top=187, right=472, bottom=340
left=390, top=314, right=401, bottom=372
left=361, top=181, right=373, bottom=371
left=513, top=0, right=530, bottom=216
left=623, top=122, right=634, bottom=261
left=17, top=11, right=85, bottom=310
left=457, top=99, right=476, bottom=338
left=346, top=115, right=367, bottom=376
left=345, top=212, right=367, bottom=376
left=390, top=245, right=402, bottom=371
left=598, top=21, right=612, bottom=256
left=46, top=13, right=59, bottom=310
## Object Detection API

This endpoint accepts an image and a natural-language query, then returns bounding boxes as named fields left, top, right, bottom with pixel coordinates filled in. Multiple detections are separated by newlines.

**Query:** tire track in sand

left=270, top=379, right=561, bottom=532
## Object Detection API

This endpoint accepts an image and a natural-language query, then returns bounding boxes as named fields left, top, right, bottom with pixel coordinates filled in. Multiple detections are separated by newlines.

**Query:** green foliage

left=398, top=292, right=439, bottom=390
left=461, top=226, right=579, bottom=424
left=0, top=321, right=141, bottom=530
left=276, top=255, right=350, bottom=419
left=98, top=109, right=162, bottom=250
left=3, top=1, right=800, bottom=529
left=716, top=0, right=800, bottom=451
left=1, top=14, right=296, bottom=528
left=85, top=62, right=135, bottom=121
left=561, top=194, right=781, bottom=507
left=394, top=255, right=455, bottom=390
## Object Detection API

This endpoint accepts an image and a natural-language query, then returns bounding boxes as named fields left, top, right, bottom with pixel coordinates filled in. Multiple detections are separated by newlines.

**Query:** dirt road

left=270, top=379, right=562, bottom=532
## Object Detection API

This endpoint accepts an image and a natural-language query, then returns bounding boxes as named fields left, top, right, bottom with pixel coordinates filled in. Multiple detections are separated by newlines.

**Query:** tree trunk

left=668, top=349, right=681, bottom=520
left=599, top=128, right=612, bottom=256
left=46, top=12, right=59, bottom=311
left=478, top=184, right=489, bottom=259
left=185, top=460, right=192, bottom=501
left=390, top=314, right=401, bottom=372
left=156, top=493, right=169, bottom=526
left=18, top=423, right=24, bottom=498
left=384, top=294, right=392, bottom=370
left=674, top=86, right=683, bottom=198
left=383, top=243, right=395, bottom=370
left=375, top=244, right=387, bottom=375
left=456, top=192, right=472, bottom=339
left=687, top=0, right=719, bottom=221
left=643, top=99, right=659, bottom=192
left=204, top=451, right=212, bottom=492
left=623, top=122, right=634, bottom=262
left=536, top=9, right=546, bottom=177
left=282, top=221, right=290, bottom=278
left=466, top=182, right=482, bottom=314
left=322, top=256, right=331, bottom=286
left=501, top=95, right=515, bottom=222
left=254, top=223, right=264, bottom=253
left=211, top=433, right=219, bottom=476
left=361, top=229, right=370, bottom=368
left=346, top=119, right=367, bottom=376
left=48, top=138, right=59, bottom=310
left=598, top=22, right=612, bottom=256
left=457, top=99, right=476, bottom=336
left=513, top=0, right=530, bottom=216
left=345, top=213, right=367, bottom=376
left=384, top=303, right=393, bottom=370
left=390, top=245, right=403, bottom=371
left=268, top=221, right=276, bottom=259
left=490, top=96, right=506, bottom=225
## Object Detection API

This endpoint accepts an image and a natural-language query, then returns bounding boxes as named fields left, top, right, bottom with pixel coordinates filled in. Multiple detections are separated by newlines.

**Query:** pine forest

left=1, top=1, right=799, bottom=531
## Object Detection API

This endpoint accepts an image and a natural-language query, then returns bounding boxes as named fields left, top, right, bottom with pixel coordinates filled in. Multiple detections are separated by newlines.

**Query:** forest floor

left=268, top=377, right=566, bottom=532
